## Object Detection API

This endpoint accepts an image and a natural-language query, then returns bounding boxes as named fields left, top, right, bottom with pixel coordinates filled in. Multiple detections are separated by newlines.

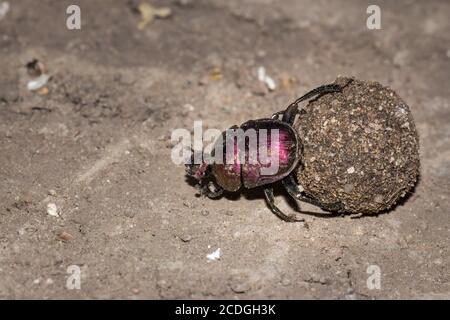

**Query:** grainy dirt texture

left=0, top=0, right=449, bottom=299
left=296, top=77, right=420, bottom=214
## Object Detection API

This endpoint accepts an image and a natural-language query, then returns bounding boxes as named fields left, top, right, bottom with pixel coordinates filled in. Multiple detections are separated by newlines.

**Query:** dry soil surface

left=0, top=0, right=449, bottom=299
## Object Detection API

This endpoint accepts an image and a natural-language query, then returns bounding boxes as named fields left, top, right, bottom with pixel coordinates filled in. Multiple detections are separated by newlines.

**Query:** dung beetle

left=186, top=82, right=350, bottom=222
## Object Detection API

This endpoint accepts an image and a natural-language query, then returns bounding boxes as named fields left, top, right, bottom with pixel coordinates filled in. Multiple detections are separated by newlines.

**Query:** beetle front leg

left=263, top=187, right=305, bottom=222
left=288, top=83, right=343, bottom=108
left=281, top=80, right=354, bottom=125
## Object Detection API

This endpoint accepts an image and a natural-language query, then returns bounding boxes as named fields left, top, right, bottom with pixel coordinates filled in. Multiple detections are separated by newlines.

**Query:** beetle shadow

left=184, top=173, right=421, bottom=219
left=221, top=181, right=343, bottom=219
left=184, top=174, right=341, bottom=218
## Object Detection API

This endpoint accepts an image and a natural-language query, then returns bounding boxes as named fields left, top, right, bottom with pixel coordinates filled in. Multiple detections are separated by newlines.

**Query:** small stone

left=221, top=209, right=233, bottom=216
left=179, top=234, right=192, bottom=242
left=47, top=203, right=59, bottom=217
left=45, top=278, right=54, bottom=285
left=201, top=209, right=210, bottom=216
left=230, top=282, right=251, bottom=293
left=347, top=166, right=355, bottom=174
left=319, top=277, right=330, bottom=285
left=265, top=77, right=276, bottom=91
left=58, top=231, right=74, bottom=242
left=229, top=275, right=251, bottom=293
left=48, top=189, right=57, bottom=196
left=183, top=201, right=194, bottom=208
left=206, top=248, right=221, bottom=261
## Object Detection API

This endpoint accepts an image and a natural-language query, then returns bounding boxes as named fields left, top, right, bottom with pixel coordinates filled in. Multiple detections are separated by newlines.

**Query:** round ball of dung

left=295, top=77, right=420, bottom=214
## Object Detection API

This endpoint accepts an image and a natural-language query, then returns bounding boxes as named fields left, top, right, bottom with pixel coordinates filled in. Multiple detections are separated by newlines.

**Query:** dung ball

left=295, top=77, right=420, bottom=214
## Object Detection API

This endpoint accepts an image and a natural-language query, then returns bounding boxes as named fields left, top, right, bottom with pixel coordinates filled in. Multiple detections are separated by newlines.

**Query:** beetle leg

left=282, top=81, right=353, bottom=125
left=289, top=83, right=342, bottom=107
left=282, top=175, right=344, bottom=212
left=281, top=104, right=301, bottom=124
left=263, top=187, right=305, bottom=222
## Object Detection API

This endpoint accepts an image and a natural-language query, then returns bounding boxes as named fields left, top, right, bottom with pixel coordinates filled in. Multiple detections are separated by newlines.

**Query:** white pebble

left=27, top=74, right=50, bottom=91
left=257, top=67, right=266, bottom=82
left=207, top=248, right=221, bottom=261
left=257, top=66, right=277, bottom=91
left=47, top=203, right=59, bottom=217
left=347, top=166, right=355, bottom=174
left=0, top=2, right=9, bottom=21
left=265, top=76, right=276, bottom=91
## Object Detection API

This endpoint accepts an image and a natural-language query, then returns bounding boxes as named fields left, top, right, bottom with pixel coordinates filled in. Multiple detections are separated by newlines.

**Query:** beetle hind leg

left=282, top=175, right=344, bottom=213
left=263, top=187, right=305, bottom=222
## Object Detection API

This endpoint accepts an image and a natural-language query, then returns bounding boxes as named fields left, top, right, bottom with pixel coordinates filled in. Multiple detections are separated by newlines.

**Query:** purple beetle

left=186, top=83, right=346, bottom=221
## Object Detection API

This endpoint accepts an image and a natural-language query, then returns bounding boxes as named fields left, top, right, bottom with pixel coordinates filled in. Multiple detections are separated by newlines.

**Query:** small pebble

left=221, top=209, right=233, bottom=216
left=206, top=248, right=221, bottom=261
left=347, top=166, right=355, bottom=174
left=58, top=231, right=74, bottom=242
left=27, top=74, right=50, bottom=91
left=230, top=281, right=251, bottom=293
left=183, top=201, right=194, bottom=208
left=47, top=203, right=59, bottom=217
left=179, top=234, right=192, bottom=242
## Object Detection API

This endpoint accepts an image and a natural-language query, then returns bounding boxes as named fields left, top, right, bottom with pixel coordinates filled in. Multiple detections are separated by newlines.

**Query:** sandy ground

left=0, top=0, right=449, bottom=299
